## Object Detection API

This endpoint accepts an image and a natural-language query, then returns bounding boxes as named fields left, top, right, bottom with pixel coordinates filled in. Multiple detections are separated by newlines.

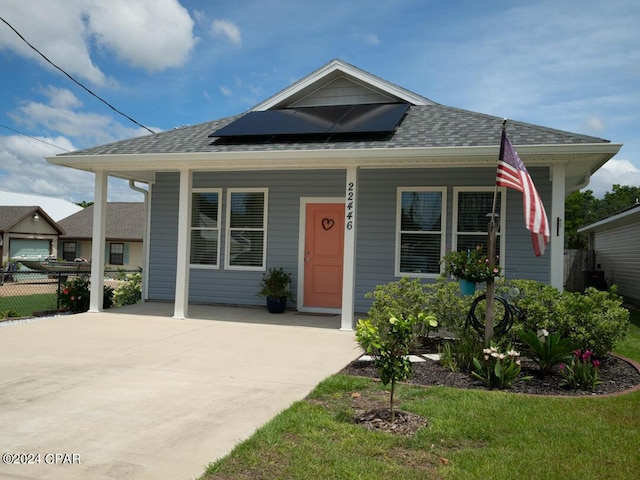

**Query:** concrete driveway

left=0, top=305, right=359, bottom=480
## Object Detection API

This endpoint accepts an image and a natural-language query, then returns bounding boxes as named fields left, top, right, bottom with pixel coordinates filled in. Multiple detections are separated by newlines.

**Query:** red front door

left=304, top=203, right=345, bottom=308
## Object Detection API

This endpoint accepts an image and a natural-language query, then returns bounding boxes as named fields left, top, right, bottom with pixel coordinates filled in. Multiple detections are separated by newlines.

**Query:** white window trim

left=190, top=188, right=222, bottom=269
left=225, top=187, right=268, bottom=271
left=395, top=186, right=447, bottom=278
left=452, top=186, right=507, bottom=267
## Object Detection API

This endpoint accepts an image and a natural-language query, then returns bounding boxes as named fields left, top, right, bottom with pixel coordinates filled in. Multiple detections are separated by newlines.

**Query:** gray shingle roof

left=61, top=103, right=609, bottom=158
left=0, top=206, right=62, bottom=233
left=58, top=203, right=144, bottom=241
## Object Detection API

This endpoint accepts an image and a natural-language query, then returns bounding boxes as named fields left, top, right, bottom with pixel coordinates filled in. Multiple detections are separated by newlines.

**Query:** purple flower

left=582, top=350, right=592, bottom=361
left=592, top=359, right=601, bottom=368
left=558, top=363, right=566, bottom=371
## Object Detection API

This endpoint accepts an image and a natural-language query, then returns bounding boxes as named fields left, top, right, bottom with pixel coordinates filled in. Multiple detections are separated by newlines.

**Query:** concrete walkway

left=0, top=305, right=359, bottom=480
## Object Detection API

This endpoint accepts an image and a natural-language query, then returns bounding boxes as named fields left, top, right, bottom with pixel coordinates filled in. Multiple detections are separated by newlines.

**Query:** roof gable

left=252, top=59, right=435, bottom=110
left=0, top=206, right=63, bottom=233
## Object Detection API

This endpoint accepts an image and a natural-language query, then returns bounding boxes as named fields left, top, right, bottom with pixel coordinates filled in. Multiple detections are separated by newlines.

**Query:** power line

left=0, top=16, right=156, bottom=135
left=0, top=122, right=71, bottom=152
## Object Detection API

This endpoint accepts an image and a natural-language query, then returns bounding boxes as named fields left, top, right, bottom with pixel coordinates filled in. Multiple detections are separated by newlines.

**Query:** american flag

left=496, top=130, right=550, bottom=256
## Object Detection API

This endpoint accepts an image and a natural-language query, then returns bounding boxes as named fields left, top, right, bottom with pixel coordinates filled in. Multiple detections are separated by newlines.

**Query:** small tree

left=356, top=312, right=436, bottom=422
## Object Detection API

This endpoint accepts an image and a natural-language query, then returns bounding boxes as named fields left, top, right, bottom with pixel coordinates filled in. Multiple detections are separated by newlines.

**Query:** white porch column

left=550, top=163, right=566, bottom=291
left=340, top=166, right=358, bottom=331
left=89, top=170, right=107, bottom=312
left=173, top=169, right=192, bottom=319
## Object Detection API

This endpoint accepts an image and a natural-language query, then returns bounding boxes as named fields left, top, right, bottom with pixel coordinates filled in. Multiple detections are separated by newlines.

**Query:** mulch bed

left=339, top=344, right=640, bottom=436
left=341, top=341, right=640, bottom=397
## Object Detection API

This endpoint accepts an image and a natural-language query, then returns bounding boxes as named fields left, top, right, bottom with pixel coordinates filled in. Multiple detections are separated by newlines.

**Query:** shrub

left=113, top=273, right=142, bottom=306
left=1, top=310, right=19, bottom=319
left=103, top=285, right=114, bottom=309
left=423, top=277, right=473, bottom=332
left=554, top=287, right=629, bottom=358
left=59, top=277, right=115, bottom=313
left=59, top=277, right=91, bottom=313
left=497, top=279, right=562, bottom=340
left=498, top=280, right=629, bottom=357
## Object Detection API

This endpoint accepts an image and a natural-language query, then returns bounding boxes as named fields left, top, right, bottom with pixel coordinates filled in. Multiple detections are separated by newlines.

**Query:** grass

left=201, top=310, right=640, bottom=480
left=0, top=293, right=57, bottom=318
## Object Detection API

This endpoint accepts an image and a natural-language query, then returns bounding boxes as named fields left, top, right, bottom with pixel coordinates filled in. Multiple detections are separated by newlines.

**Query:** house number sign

left=346, top=181, right=355, bottom=230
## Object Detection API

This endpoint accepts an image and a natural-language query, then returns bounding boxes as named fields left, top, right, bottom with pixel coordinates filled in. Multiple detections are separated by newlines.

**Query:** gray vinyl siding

left=148, top=167, right=553, bottom=312
left=592, top=217, right=640, bottom=303
left=147, top=170, right=346, bottom=306
left=353, top=167, right=552, bottom=312
left=147, top=173, right=180, bottom=300
left=291, top=77, right=394, bottom=107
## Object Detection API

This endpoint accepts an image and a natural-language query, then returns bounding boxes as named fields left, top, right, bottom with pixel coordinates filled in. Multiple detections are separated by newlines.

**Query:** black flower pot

left=266, top=297, right=287, bottom=314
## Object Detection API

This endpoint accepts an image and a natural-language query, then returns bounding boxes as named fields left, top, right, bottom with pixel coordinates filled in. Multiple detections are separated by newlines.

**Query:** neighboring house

left=57, top=203, right=145, bottom=271
left=47, top=59, right=621, bottom=328
left=0, top=190, right=82, bottom=222
left=578, top=203, right=640, bottom=304
left=0, top=206, right=63, bottom=266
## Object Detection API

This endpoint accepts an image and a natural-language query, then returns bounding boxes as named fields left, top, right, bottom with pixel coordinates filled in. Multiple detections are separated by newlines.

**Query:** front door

left=303, top=203, right=345, bottom=309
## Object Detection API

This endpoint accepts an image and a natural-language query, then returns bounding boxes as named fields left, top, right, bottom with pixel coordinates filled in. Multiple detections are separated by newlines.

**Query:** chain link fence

left=0, top=268, right=142, bottom=320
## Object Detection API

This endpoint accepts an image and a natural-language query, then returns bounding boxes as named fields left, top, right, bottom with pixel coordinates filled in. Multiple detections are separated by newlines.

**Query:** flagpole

left=484, top=120, right=506, bottom=345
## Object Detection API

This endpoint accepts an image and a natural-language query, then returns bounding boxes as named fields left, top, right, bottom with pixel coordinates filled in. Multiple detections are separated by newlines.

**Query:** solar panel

left=209, top=103, right=409, bottom=138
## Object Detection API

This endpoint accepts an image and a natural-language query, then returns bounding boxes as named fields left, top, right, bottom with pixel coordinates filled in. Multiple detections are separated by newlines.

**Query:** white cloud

left=9, top=86, right=156, bottom=146
left=0, top=134, right=145, bottom=202
left=220, top=86, right=232, bottom=97
left=0, top=0, right=196, bottom=84
left=354, top=33, right=380, bottom=46
left=585, top=159, right=640, bottom=197
left=86, top=0, right=195, bottom=72
left=582, top=116, right=606, bottom=133
left=211, top=19, right=242, bottom=46
left=0, top=1, right=109, bottom=86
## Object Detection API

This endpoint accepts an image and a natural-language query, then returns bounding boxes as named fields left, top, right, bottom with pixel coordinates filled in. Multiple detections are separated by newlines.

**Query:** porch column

left=173, top=169, right=192, bottom=319
left=88, top=170, right=107, bottom=312
left=340, top=166, right=358, bottom=331
left=550, top=163, right=566, bottom=291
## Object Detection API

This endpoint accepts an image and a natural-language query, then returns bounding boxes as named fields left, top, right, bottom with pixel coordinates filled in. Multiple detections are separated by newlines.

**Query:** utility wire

left=0, top=122, right=71, bottom=152
left=0, top=16, right=156, bottom=135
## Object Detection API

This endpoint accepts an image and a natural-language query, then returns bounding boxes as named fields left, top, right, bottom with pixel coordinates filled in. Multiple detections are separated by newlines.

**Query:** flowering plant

left=59, top=277, right=114, bottom=313
left=59, top=277, right=91, bottom=313
left=559, top=349, right=602, bottom=392
left=471, top=344, right=526, bottom=389
left=518, top=329, right=575, bottom=375
left=442, top=245, right=501, bottom=283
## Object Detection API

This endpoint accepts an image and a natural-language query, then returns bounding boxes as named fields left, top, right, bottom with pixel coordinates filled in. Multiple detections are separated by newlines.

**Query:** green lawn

left=0, top=293, right=57, bottom=318
left=202, top=311, right=640, bottom=480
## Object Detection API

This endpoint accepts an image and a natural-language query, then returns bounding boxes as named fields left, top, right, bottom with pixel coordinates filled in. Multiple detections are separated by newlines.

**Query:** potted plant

left=258, top=267, right=293, bottom=313
left=442, top=245, right=501, bottom=294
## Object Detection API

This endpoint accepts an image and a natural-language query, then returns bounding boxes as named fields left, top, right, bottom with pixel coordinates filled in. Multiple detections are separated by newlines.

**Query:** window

left=225, top=188, right=268, bottom=270
left=452, top=187, right=506, bottom=262
left=396, top=187, right=447, bottom=277
left=190, top=190, right=221, bottom=267
left=109, top=243, right=124, bottom=265
left=62, top=242, right=77, bottom=261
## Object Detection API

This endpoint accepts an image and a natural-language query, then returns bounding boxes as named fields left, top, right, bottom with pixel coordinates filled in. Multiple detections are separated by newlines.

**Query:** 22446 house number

left=346, top=182, right=355, bottom=230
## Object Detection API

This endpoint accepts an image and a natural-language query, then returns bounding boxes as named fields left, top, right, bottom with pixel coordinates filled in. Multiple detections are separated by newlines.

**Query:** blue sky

left=1, top=0, right=639, bottom=203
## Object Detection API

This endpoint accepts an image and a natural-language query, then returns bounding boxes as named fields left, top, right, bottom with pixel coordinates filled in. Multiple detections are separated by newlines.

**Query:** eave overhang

left=47, top=142, right=621, bottom=192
